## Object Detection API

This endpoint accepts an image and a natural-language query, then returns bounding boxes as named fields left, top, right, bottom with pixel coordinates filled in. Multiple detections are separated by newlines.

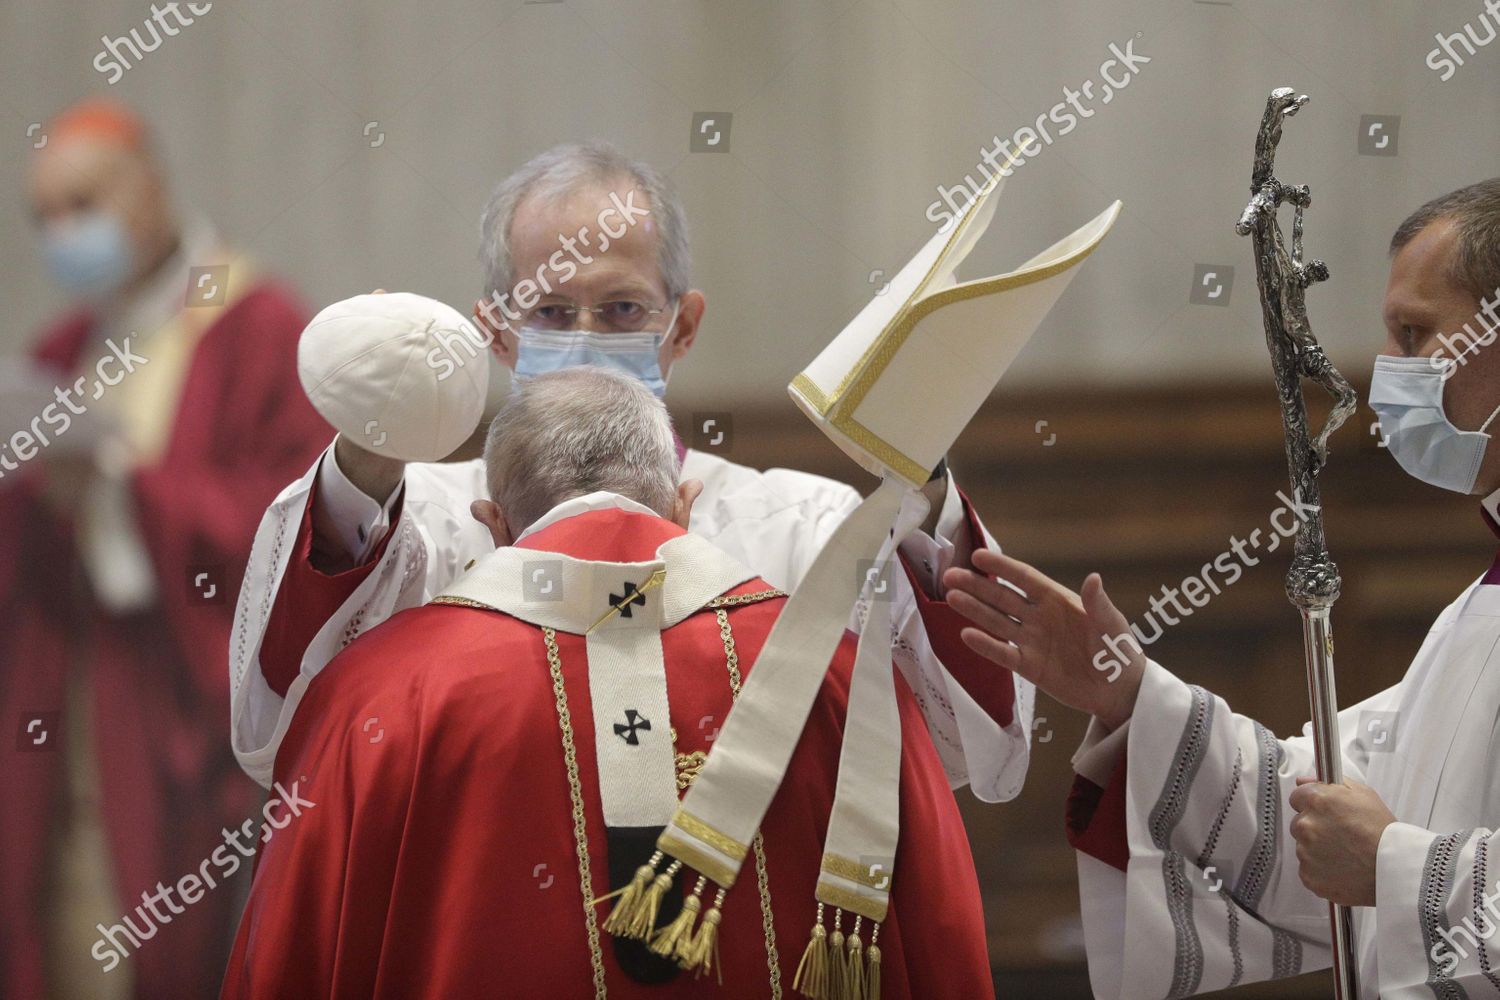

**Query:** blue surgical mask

left=1369, top=354, right=1500, bottom=494
left=512, top=302, right=679, bottom=398
left=42, top=212, right=134, bottom=299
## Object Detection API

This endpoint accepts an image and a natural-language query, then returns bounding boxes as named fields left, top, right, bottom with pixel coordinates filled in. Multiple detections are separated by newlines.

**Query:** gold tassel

left=682, top=887, right=726, bottom=984
left=827, top=911, right=846, bottom=1000
left=866, top=924, right=881, bottom=1000
left=846, top=920, right=865, bottom=1000
left=627, top=860, right=681, bottom=940
left=596, top=852, right=660, bottom=937
left=650, top=878, right=703, bottom=958
left=792, top=905, right=829, bottom=999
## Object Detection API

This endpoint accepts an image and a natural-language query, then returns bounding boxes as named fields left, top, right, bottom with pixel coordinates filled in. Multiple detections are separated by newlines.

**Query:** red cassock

left=0, top=283, right=329, bottom=999
left=222, top=508, right=994, bottom=999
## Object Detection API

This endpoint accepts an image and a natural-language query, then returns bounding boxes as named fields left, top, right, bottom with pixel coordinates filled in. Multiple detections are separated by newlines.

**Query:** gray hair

left=478, top=140, right=691, bottom=301
left=483, top=365, right=678, bottom=534
left=1391, top=178, right=1500, bottom=302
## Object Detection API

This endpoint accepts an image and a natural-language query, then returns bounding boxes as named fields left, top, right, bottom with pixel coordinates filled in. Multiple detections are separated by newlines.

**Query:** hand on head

left=943, top=551, right=1144, bottom=731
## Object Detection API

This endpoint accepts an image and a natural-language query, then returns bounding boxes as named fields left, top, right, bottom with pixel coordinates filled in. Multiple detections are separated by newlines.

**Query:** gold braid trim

left=706, top=588, right=786, bottom=609
left=543, top=627, right=609, bottom=999
left=717, top=607, right=783, bottom=999
left=656, top=832, right=737, bottom=887
left=669, top=809, right=748, bottom=862
left=752, top=833, right=781, bottom=998
left=429, top=595, right=498, bottom=611
left=816, top=883, right=887, bottom=924
left=821, top=853, right=895, bottom=892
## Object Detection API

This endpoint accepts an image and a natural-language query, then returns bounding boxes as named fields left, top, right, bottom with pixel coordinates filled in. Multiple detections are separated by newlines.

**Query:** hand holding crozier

left=297, top=292, right=488, bottom=463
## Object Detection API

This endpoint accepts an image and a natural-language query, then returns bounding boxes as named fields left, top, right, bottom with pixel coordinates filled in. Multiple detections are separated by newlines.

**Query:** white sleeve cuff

left=1374, top=820, right=1443, bottom=991
left=315, top=441, right=402, bottom=563
left=1073, top=715, right=1132, bottom=787
left=897, top=474, right=968, bottom=595
left=1375, top=820, right=1439, bottom=910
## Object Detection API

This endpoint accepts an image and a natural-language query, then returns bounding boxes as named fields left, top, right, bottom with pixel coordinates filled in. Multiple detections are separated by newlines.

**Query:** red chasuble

left=0, top=282, right=328, bottom=1000
left=222, top=508, right=993, bottom=999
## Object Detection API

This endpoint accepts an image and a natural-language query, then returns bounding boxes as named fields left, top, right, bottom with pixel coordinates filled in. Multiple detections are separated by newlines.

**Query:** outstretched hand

left=943, top=549, right=1145, bottom=731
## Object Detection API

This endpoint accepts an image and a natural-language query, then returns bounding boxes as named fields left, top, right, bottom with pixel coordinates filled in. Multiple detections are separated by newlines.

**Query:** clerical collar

left=1481, top=487, right=1500, bottom=541
left=1477, top=488, right=1500, bottom=586
left=514, top=491, right=662, bottom=544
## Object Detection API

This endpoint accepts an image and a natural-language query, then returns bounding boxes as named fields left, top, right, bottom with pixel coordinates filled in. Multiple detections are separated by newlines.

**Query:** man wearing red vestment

left=0, top=98, right=328, bottom=999
left=230, top=141, right=1034, bottom=816
left=222, top=366, right=992, bottom=1000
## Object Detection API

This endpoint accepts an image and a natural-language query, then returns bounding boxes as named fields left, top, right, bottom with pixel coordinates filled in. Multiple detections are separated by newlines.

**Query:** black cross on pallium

left=614, top=709, right=651, bottom=745
left=608, top=582, right=648, bottom=619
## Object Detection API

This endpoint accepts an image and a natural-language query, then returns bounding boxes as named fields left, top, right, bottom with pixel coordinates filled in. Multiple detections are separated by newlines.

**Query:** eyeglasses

left=521, top=299, right=675, bottom=334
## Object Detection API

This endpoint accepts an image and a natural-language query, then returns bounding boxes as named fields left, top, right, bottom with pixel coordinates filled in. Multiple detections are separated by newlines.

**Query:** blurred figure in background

left=0, top=97, right=328, bottom=999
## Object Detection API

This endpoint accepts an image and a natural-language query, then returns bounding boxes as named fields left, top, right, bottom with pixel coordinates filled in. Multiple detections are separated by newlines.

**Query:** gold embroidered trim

left=718, top=607, right=782, bottom=998
left=542, top=627, right=609, bottom=998
left=815, top=882, right=887, bottom=923
left=821, top=853, right=894, bottom=892
left=705, top=588, right=786, bottom=609
left=670, top=809, right=748, bottom=862
left=827, top=168, right=1000, bottom=408
left=429, top=595, right=498, bottom=611
left=790, top=372, right=831, bottom=414
left=658, top=831, right=738, bottom=887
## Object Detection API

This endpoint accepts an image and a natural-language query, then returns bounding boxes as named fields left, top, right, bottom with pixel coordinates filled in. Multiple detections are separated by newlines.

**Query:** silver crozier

left=1235, top=87, right=1360, bottom=1000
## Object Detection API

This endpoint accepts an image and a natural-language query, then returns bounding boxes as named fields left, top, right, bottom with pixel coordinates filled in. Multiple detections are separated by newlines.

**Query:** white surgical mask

left=43, top=211, right=134, bottom=299
left=511, top=302, right=679, bottom=398
left=1369, top=354, right=1500, bottom=494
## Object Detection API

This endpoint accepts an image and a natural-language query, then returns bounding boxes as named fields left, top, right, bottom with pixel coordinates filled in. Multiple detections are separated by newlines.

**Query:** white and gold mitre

left=607, top=178, right=1124, bottom=996
left=790, top=178, right=1123, bottom=486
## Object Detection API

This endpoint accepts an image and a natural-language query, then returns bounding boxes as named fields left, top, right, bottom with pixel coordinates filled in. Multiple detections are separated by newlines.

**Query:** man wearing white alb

left=942, top=178, right=1500, bottom=998
left=229, top=140, right=1033, bottom=807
